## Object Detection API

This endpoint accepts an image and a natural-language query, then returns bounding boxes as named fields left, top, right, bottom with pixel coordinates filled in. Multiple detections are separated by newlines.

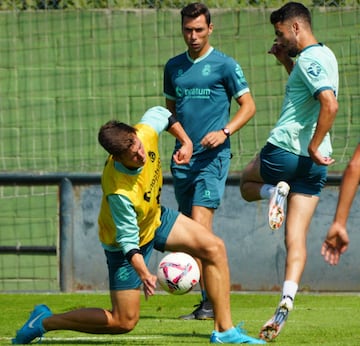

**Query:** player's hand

left=201, top=130, right=227, bottom=149
left=142, top=273, right=157, bottom=300
left=321, top=222, right=349, bottom=265
left=308, top=147, right=335, bottom=166
left=268, top=41, right=293, bottom=66
left=173, top=142, right=193, bottom=165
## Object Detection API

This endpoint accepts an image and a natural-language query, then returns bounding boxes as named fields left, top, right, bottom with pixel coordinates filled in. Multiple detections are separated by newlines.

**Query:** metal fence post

left=60, top=178, right=74, bottom=292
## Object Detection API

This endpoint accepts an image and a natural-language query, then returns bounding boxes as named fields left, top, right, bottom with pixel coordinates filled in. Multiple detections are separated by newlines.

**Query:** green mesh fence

left=0, top=7, right=359, bottom=175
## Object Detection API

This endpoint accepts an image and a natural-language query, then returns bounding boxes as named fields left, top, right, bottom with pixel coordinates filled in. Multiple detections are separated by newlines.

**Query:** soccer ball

left=157, top=252, right=200, bottom=295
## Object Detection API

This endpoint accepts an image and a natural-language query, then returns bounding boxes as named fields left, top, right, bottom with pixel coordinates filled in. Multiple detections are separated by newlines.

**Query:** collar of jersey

left=114, top=160, right=143, bottom=175
left=186, top=46, right=214, bottom=63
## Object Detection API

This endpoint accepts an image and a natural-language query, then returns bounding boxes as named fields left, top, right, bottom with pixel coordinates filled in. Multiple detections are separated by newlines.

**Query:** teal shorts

left=260, top=142, right=327, bottom=196
left=105, top=206, right=179, bottom=290
left=171, top=153, right=231, bottom=217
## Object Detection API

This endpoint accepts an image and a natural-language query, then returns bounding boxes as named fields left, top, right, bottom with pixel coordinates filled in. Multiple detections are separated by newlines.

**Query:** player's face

left=120, top=136, right=146, bottom=170
left=273, top=21, right=299, bottom=58
left=182, top=14, right=213, bottom=59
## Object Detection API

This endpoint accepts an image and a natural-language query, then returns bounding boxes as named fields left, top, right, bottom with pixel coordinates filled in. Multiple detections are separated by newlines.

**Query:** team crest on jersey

left=177, top=69, right=184, bottom=77
left=307, top=62, right=321, bottom=77
left=148, top=151, right=156, bottom=162
left=202, top=64, right=211, bottom=76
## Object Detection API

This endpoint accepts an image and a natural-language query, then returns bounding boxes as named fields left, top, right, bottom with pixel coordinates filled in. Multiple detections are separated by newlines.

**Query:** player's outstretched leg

left=268, top=181, right=290, bottom=230
left=259, top=296, right=293, bottom=342
left=12, top=304, right=52, bottom=344
left=211, top=323, right=266, bottom=344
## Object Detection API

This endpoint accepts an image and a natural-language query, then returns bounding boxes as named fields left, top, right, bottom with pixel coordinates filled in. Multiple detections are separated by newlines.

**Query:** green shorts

left=260, top=142, right=327, bottom=196
left=105, top=206, right=179, bottom=290
left=171, top=153, right=231, bottom=217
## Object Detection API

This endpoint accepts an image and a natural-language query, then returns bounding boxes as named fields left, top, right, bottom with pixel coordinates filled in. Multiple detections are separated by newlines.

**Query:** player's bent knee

left=201, top=236, right=226, bottom=262
left=111, top=319, right=138, bottom=334
left=110, top=313, right=139, bottom=334
left=239, top=183, right=252, bottom=201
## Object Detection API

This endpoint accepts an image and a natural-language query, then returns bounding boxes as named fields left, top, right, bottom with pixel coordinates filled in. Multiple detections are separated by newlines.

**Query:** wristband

left=167, top=114, right=179, bottom=130
left=125, top=248, right=142, bottom=262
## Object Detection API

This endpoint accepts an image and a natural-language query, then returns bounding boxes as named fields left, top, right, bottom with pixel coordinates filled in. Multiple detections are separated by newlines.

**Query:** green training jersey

left=268, top=43, right=339, bottom=157
left=164, top=47, right=250, bottom=157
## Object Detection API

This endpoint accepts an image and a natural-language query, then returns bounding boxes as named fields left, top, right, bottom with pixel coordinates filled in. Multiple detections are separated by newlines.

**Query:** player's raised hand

left=268, top=40, right=295, bottom=74
left=321, top=221, right=349, bottom=265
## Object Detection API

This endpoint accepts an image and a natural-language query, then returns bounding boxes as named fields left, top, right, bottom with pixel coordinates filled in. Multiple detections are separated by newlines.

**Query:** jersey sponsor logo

left=143, top=154, right=161, bottom=203
left=176, top=86, right=211, bottom=99
left=307, top=62, right=321, bottom=77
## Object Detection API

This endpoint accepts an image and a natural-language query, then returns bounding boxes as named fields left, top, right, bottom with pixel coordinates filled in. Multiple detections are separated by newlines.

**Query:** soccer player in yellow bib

left=13, top=106, right=265, bottom=345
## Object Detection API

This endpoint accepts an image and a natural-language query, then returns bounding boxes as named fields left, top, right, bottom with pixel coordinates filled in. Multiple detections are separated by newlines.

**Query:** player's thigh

left=191, top=205, right=214, bottom=231
left=192, top=155, right=230, bottom=209
left=164, top=213, right=223, bottom=259
left=285, top=193, right=320, bottom=245
left=240, top=154, right=262, bottom=185
left=171, top=166, right=194, bottom=217
left=110, top=289, right=141, bottom=322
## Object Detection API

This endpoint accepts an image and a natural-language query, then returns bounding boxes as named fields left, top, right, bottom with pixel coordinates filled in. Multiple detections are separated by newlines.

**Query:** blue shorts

left=105, top=206, right=179, bottom=290
left=171, top=153, right=231, bottom=217
left=260, top=142, right=327, bottom=196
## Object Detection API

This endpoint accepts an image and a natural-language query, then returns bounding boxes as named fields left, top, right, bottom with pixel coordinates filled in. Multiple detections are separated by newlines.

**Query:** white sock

left=282, top=280, right=298, bottom=302
left=260, top=184, right=275, bottom=200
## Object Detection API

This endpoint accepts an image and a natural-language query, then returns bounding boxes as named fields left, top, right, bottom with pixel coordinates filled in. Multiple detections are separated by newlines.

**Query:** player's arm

left=321, top=144, right=360, bottom=265
left=332, top=144, right=360, bottom=227
left=108, top=194, right=157, bottom=298
left=141, top=105, right=193, bottom=164
left=165, top=98, right=176, bottom=118
left=226, top=92, right=256, bottom=136
left=200, top=92, right=255, bottom=149
left=308, top=89, right=338, bottom=165
left=167, top=116, right=193, bottom=164
left=322, top=145, right=360, bottom=262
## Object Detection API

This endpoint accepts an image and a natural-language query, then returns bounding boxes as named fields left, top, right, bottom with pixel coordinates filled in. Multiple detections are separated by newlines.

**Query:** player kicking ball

left=13, top=106, right=265, bottom=345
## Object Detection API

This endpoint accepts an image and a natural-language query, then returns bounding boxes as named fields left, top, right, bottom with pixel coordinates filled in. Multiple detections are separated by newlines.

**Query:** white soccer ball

left=157, top=252, right=200, bottom=295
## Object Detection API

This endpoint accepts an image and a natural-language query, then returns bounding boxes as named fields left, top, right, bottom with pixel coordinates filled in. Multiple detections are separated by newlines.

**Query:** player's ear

left=292, top=21, right=300, bottom=35
left=208, top=23, right=214, bottom=35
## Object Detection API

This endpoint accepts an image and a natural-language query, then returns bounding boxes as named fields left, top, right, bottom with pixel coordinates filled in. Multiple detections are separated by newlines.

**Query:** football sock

left=282, top=280, right=298, bottom=302
left=260, top=184, right=275, bottom=200
left=201, top=289, right=207, bottom=302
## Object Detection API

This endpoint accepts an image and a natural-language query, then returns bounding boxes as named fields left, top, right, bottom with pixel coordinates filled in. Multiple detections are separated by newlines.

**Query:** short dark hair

left=181, top=2, right=211, bottom=26
left=270, top=2, right=311, bottom=27
left=98, top=120, right=137, bottom=157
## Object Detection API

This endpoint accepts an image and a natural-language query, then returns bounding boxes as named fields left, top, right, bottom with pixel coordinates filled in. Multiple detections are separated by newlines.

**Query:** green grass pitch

left=1, top=292, right=359, bottom=345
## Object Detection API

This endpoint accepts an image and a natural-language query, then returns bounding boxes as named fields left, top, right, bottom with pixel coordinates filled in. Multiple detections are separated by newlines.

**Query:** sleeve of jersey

left=108, top=194, right=140, bottom=255
left=298, top=56, right=333, bottom=97
left=163, top=62, right=177, bottom=100
left=138, top=106, right=172, bottom=134
left=225, top=58, right=250, bottom=99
